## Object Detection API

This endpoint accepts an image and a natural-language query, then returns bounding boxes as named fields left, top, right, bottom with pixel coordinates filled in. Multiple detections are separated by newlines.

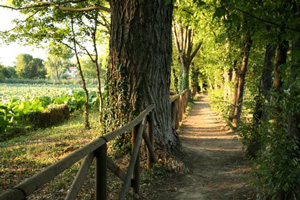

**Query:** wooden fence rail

left=0, top=90, right=189, bottom=200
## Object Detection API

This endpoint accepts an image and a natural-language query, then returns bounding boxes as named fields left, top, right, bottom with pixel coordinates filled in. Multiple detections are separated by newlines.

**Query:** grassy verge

left=0, top=97, right=194, bottom=198
left=0, top=110, right=101, bottom=195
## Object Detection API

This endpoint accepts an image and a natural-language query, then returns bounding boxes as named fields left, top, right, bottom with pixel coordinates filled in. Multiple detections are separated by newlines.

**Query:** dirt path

left=151, top=94, right=256, bottom=200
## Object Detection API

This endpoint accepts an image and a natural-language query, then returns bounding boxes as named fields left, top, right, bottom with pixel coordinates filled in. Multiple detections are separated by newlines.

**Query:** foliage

left=0, top=110, right=101, bottom=195
left=15, top=54, right=46, bottom=79
left=43, top=44, right=73, bottom=81
left=193, top=0, right=300, bottom=198
left=0, top=65, right=16, bottom=79
left=1, top=78, right=101, bottom=85
left=29, top=104, right=70, bottom=128
left=239, top=93, right=300, bottom=199
left=0, top=83, right=99, bottom=135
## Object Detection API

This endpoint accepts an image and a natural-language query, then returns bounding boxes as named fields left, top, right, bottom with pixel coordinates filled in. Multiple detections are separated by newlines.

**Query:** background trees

left=15, top=54, right=46, bottom=79
left=172, top=0, right=202, bottom=99
left=43, top=45, right=73, bottom=81
left=0, top=65, right=16, bottom=80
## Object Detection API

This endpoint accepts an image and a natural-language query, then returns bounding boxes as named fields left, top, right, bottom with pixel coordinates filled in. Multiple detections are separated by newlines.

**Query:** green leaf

left=165, top=0, right=174, bottom=5
left=193, top=0, right=205, bottom=7
left=213, top=7, right=226, bottom=19
left=292, top=48, right=300, bottom=62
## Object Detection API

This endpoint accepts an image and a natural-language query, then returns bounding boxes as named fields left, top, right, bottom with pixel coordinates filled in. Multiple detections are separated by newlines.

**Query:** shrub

left=29, top=104, right=70, bottom=128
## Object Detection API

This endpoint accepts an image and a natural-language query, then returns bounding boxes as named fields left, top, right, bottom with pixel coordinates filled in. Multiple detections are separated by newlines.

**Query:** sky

left=0, top=8, right=47, bottom=66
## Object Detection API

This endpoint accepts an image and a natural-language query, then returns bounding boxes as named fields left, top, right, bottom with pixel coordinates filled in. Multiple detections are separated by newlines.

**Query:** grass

left=0, top=109, right=168, bottom=199
left=0, top=94, right=194, bottom=198
left=0, top=110, right=102, bottom=194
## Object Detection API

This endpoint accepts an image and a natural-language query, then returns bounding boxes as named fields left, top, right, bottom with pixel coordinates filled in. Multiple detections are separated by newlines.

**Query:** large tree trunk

left=106, top=0, right=178, bottom=152
left=247, top=43, right=276, bottom=158
left=232, top=33, right=252, bottom=128
left=288, top=2, right=300, bottom=153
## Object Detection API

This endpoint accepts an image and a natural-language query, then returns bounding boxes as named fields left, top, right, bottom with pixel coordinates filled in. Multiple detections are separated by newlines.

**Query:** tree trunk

left=272, top=40, right=288, bottom=95
left=92, top=30, right=104, bottom=125
left=173, top=23, right=202, bottom=102
left=253, top=44, right=276, bottom=123
left=179, top=63, right=190, bottom=98
left=191, top=63, right=199, bottom=95
left=71, top=19, right=90, bottom=129
left=106, top=0, right=178, bottom=152
left=232, top=33, right=252, bottom=128
left=230, top=60, right=238, bottom=107
left=247, top=43, right=276, bottom=158
left=172, top=67, right=179, bottom=94
left=223, top=69, right=230, bottom=102
left=288, top=2, right=300, bottom=153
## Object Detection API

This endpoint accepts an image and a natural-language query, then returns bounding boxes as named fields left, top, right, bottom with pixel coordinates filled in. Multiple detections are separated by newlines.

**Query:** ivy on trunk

left=105, top=0, right=179, bottom=152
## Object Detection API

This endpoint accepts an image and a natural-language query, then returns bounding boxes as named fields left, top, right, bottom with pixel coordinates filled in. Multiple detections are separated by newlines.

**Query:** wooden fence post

left=175, top=96, right=180, bottom=129
left=184, top=90, right=188, bottom=113
left=172, top=101, right=177, bottom=128
left=132, top=124, right=140, bottom=194
left=180, top=93, right=184, bottom=122
left=146, top=112, right=154, bottom=169
left=94, top=144, right=107, bottom=200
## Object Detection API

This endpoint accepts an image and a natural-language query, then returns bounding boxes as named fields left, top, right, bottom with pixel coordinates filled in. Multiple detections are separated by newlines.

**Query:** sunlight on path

left=154, top=94, right=255, bottom=200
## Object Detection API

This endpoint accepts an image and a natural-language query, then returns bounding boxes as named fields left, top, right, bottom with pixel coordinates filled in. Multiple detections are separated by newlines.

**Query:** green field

left=0, top=83, right=101, bottom=136
left=0, top=83, right=98, bottom=103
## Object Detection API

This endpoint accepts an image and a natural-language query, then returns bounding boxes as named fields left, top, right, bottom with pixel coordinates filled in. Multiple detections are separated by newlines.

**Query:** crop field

left=0, top=83, right=97, bottom=103
left=0, top=83, right=101, bottom=135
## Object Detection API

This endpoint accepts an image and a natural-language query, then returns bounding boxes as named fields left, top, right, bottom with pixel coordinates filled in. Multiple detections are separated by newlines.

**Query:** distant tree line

left=0, top=64, right=16, bottom=80
left=0, top=45, right=103, bottom=82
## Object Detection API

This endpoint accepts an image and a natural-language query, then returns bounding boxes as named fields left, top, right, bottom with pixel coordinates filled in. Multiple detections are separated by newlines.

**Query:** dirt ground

left=149, top=94, right=256, bottom=200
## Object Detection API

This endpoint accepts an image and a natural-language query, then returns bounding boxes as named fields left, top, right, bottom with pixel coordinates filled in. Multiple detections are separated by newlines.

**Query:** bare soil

left=149, top=94, right=256, bottom=200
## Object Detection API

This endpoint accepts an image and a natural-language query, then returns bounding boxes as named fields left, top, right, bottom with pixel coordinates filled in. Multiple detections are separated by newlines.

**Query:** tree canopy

left=15, top=54, right=46, bottom=78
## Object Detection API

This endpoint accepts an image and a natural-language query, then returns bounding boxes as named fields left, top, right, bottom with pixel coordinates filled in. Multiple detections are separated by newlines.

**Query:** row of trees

left=178, top=0, right=300, bottom=199
left=0, top=64, right=16, bottom=80
left=1, top=47, right=105, bottom=81
left=15, top=54, right=46, bottom=78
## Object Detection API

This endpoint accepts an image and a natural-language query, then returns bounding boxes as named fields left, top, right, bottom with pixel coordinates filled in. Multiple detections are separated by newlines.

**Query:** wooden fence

left=0, top=90, right=189, bottom=200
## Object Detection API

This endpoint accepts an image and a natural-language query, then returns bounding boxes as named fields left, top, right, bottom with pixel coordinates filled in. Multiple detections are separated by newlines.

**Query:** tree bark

left=191, top=63, right=200, bottom=95
left=71, top=19, right=90, bottom=129
left=91, top=27, right=104, bottom=125
left=106, top=0, right=178, bottom=152
left=288, top=2, right=300, bottom=152
left=223, top=70, right=230, bottom=102
left=230, top=60, right=238, bottom=107
left=247, top=43, right=276, bottom=158
left=173, top=23, right=202, bottom=101
left=253, top=44, right=276, bottom=123
left=232, top=33, right=252, bottom=128
left=272, top=40, right=288, bottom=95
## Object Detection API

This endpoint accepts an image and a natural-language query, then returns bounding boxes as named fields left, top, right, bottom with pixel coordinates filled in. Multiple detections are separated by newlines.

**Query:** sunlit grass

left=0, top=110, right=102, bottom=193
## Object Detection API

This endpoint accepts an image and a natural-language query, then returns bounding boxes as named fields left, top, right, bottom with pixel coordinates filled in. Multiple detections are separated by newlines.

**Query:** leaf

left=165, top=0, right=174, bottom=5
left=193, top=0, right=206, bottom=7
left=213, top=7, right=226, bottom=19
left=292, top=48, right=300, bottom=61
